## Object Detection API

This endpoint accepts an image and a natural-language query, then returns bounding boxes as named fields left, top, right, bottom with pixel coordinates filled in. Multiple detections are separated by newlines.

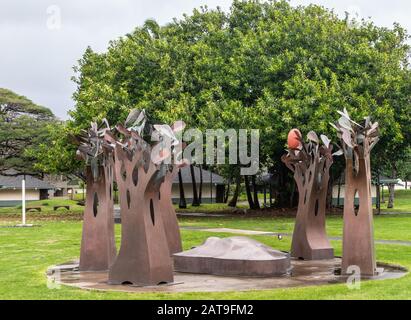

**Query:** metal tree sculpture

left=75, top=120, right=116, bottom=271
left=333, top=109, right=379, bottom=275
left=152, top=121, right=187, bottom=255
left=107, top=110, right=174, bottom=286
left=282, top=129, right=337, bottom=260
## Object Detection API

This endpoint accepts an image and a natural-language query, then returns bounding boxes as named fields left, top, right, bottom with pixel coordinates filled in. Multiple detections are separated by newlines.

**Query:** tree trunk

left=274, top=167, right=291, bottom=207
left=244, top=175, right=255, bottom=209
left=251, top=175, right=260, bottom=209
left=190, top=164, right=200, bottom=206
left=228, top=174, right=240, bottom=207
left=376, top=181, right=381, bottom=214
left=387, top=168, right=397, bottom=209
left=178, top=169, right=187, bottom=209
left=387, top=184, right=395, bottom=209
left=198, top=165, right=203, bottom=204
left=381, top=185, right=385, bottom=203
left=224, top=179, right=230, bottom=203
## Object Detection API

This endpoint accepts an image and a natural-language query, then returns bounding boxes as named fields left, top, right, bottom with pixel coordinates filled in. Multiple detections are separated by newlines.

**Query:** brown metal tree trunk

left=342, top=154, right=376, bottom=276
left=289, top=153, right=334, bottom=260
left=79, top=165, right=116, bottom=271
left=108, top=145, right=173, bottom=286
left=159, top=167, right=183, bottom=254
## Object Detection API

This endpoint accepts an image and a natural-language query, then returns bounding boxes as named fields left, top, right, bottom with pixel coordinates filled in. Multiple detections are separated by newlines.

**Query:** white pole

left=22, top=177, right=26, bottom=225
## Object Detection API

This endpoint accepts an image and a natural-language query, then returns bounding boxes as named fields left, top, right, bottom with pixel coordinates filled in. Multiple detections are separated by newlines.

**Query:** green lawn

left=1, top=189, right=409, bottom=216
left=179, top=214, right=411, bottom=242
left=0, top=213, right=410, bottom=299
left=0, top=189, right=409, bottom=299
left=380, top=189, right=411, bottom=213
left=0, top=198, right=84, bottom=214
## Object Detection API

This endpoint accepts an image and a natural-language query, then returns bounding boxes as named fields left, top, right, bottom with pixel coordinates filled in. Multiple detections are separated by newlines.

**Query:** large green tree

left=0, top=88, right=55, bottom=174
left=36, top=0, right=411, bottom=207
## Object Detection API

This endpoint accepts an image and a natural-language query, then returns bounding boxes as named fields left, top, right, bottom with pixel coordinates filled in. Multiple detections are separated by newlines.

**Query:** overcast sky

left=1, top=0, right=410, bottom=120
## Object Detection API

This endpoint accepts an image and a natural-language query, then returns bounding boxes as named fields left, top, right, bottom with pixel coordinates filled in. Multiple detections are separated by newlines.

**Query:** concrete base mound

left=173, top=236, right=291, bottom=277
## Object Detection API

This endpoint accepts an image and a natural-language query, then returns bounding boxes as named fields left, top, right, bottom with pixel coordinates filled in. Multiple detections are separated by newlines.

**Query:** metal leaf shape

left=307, top=131, right=319, bottom=144
left=369, top=136, right=380, bottom=152
left=338, top=116, right=353, bottom=132
left=320, top=134, right=331, bottom=148
left=154, top=124, right=175, bottom=140
left=172, top=120, right=186, bottom=133
left=126, top=109, right=147, bottom=135
left=367, top=122, right=379, bottom=135
left=342, top=130, right=354, bottom=148
left=332, top=149, right=344, bottom=156
left=329, top=122, right=339, bottom=132
left=125, top=109, right=143, bottom=126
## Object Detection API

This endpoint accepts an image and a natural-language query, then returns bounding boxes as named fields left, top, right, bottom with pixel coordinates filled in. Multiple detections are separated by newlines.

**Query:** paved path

left=180, top=226, right=411, bottom=246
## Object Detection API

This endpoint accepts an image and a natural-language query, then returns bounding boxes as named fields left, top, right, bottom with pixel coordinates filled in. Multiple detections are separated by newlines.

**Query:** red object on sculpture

left=287, top=129, right=302, bottom=150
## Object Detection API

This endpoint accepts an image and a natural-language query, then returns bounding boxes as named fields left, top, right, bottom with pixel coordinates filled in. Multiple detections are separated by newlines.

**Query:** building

left=171, top=166, right=226, bottom=203
left=43, top=174, right=83, bottom=199
left=0, top=173, right=54, bottom=207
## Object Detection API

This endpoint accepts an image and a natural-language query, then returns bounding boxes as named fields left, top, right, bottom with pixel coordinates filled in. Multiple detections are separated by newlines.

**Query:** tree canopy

left=0, top=88, right=55, bottom=174
left=35, top=0, right=411, bottom=203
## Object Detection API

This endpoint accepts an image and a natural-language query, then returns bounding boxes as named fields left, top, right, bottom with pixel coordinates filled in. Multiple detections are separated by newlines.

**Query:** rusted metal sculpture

left=282, top=129, right=337, bottom=260
left=158, top=166, right=183, bottom=254
left=107, top=110, right=179, bottom=286
left=152, top=121, right=186, bottom=255
left=333, top=109, right=379, bottom=276
left=75, top=120, right=116, bottom=271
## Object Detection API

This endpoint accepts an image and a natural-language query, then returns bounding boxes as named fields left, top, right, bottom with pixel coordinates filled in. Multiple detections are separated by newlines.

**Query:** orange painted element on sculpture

left=287, top=129, right=302, bottom=150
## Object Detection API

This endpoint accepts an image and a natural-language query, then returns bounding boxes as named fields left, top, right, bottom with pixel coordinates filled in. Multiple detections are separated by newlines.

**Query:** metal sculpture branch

left=75, top=120, right=116, bottom=271
left=282, top=129, right=337, bottom=260
left=333, top=109, right=379, bottom=275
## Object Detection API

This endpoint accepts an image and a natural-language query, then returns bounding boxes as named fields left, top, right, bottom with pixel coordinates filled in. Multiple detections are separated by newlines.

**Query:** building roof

left=172, top=166, right=225, bottom=185
left=0, top=173, right=54, bottom=190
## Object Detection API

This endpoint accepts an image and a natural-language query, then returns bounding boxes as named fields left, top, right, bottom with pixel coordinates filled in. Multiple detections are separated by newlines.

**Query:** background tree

left=0, top=88, right=55, bottom=175
left=34, top=0, right=411, bottom=208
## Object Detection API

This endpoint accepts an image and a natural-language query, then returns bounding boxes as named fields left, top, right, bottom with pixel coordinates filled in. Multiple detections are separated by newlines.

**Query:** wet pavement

left=47, top=258, right=407, bottom=293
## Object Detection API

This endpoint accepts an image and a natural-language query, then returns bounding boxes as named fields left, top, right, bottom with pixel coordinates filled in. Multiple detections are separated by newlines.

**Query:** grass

left=0, top=198, right=84, bottom=215
left=0, top=189, right=409, bottom=299
left=380, top=189, right=411, bottom=213
left=179, top=214, right=411, bottom=242
left=0, top=213, right=410, bottom=299
left=1, top=189, right=409, bottom=216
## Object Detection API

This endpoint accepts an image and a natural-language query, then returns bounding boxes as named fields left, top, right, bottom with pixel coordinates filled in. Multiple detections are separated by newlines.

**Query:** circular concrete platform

left=46, top=258, right=407, bottom=293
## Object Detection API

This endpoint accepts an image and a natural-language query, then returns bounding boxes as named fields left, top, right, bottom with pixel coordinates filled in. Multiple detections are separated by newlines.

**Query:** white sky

left=0, top=0, right=410, bottom=119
